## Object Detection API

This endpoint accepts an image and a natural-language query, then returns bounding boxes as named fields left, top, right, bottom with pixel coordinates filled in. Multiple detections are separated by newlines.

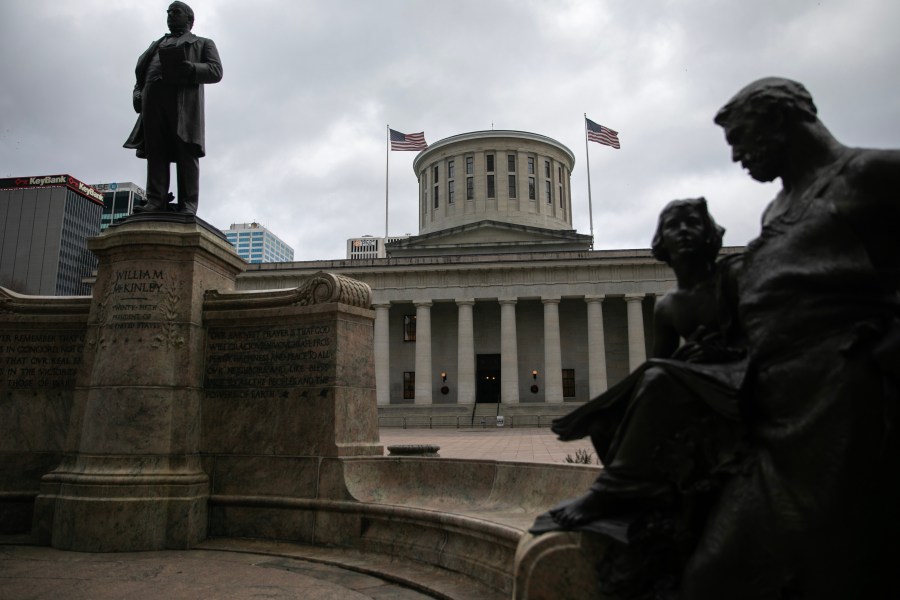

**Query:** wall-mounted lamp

left=532, top=370, right=538, bottom=381
left=531, top=370, right=540, bottom=394
left=440, top=371, right=449, bottom=395
left=441, top=372, right=447, bottom=383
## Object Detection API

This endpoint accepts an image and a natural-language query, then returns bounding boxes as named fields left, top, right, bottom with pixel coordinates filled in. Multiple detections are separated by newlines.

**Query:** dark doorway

left=476, top=353, right=501, bottom=403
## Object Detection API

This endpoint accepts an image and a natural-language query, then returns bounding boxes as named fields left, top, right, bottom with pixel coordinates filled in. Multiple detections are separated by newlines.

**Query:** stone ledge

left=207, top=456, right=599, bottom=595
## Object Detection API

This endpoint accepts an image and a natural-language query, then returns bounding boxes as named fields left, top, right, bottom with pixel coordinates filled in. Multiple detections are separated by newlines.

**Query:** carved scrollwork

left=0, top=286, right=92, bottom=315
left=203, top=272, right=372, bottom=312
left=294, top=272, right=372, bottom=308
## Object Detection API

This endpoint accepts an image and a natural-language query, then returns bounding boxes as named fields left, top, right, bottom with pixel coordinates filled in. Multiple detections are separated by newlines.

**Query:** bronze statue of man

left=682, top=78, right=900, bottom=599
left=124, top=2, right=222, bottom=215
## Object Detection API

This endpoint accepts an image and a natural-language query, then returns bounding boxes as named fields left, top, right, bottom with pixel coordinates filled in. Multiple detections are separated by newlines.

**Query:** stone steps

left=378, top=402, right=585, bottom=428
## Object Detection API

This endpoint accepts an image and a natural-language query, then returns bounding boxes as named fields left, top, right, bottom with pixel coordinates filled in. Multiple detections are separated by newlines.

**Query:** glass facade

left=223, top=223, right=295, bottom=264
left=96, top=182, right=146, bottom=231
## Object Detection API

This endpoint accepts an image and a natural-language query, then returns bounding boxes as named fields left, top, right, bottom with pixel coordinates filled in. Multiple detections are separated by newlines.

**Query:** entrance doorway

left=476, top=354, right=501, bottom=403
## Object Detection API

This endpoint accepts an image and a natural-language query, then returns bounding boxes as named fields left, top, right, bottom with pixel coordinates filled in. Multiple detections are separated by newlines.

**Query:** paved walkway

left=0, top=543, right=446, bottom=600
left=0, top=430, right=597, bottom=599
left=379, top=427, right=598, bottom=465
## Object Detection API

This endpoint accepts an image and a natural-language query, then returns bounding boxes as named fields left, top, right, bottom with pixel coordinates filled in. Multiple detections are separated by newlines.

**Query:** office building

left=0, top=174, right=104, bottom=295
left=93, top=182, right=146, bottom=230
left=346, top=234, right=411, bottom=259
left=223, top=222, right=294, bottom=263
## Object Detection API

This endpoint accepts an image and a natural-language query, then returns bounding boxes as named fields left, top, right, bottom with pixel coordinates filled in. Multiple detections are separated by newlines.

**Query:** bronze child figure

left=532, top=198, right=746, bottom=597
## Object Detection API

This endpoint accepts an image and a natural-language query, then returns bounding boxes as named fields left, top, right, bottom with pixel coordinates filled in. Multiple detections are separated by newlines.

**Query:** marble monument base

left=33, top=216, right=244, bottom=551
left=34, top=470, right=208, bottom=551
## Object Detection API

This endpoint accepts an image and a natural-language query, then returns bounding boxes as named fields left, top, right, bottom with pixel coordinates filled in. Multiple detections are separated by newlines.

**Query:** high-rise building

left=222, top=222, right=294, bottom=263
left=0, top=174, right=104, bottom=295
left=93, top=182, right=146, bottom=230
left=346, top=234, right=411, bottom=259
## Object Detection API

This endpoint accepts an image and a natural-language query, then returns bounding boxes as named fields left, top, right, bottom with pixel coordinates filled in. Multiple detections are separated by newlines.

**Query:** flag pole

left=385, top=125, right=390, bottom=239
left=584, top=114, right=594, bottom=250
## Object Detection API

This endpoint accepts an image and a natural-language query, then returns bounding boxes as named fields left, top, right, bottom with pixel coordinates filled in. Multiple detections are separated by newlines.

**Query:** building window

left=528, top=176, right=535, bottom=200
left=559, top=181, right=565, bottom=207
left=448, top=160, right=455, bottom=179
left=433, top=165, right=439, bottom=183
left=433, top=184, right=439, bottom=209
left=507, top=154, right=516, bottom=172
left=545, top=180, right=552, bottom=203
left=448, top=180, right=455, bottom=204
left=508, top=175, right=517, bottom=199
left=403, top=372, right=416, bottom=399
left=403, top=314, right=416, bottom=341
left=467, top=176, right=474, bottom=200
left=563, top=369, right=576, bottom=397
left=484, top=152, right=496, bottom=198
left=527, top=156, right=535, bottom=174
left=466, top=156, right=474, bottom=175
left=545, top=160, right=551, bottom=178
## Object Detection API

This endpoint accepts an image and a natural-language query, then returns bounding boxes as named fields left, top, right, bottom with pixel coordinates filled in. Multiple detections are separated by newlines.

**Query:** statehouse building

left=234, top=130, right=716, bottom=415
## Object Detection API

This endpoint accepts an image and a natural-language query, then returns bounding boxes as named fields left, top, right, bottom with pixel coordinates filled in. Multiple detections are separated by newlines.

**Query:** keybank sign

left=0, top=174, right=105, bottom=206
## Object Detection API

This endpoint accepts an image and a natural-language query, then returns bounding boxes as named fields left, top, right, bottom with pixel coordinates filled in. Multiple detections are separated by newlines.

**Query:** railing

left=377, top=414, right=564, bottom=429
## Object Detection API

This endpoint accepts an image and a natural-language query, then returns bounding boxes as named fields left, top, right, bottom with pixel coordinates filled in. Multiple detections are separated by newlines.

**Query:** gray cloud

left=2, top=0, right=898, bottom=260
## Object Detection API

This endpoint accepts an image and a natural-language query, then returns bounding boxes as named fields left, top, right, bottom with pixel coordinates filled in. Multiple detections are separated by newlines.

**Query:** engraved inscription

left=108, top=269, right=166, bottom=329
left=90, top=270, right=182, bottom=347
left=204, top=325, right=334, bottom=395
left=0, top=331, right=85, bottom=389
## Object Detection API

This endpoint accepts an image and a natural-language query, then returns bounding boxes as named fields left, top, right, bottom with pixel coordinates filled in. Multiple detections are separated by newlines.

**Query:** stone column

left=625, top=294, right=647, bottom=372
left=499, top=299, right=519, bottom=404
left=373, top=303, right=391, bottom=406
left=542, top=297, right=563, bottom=404
left=456, top=299, right=476, bottom=405
left=585, top=295, right=608, bottom=397
left=33, top=217, right=245, bottom=552
left=413, top=301, right=433, bottom=405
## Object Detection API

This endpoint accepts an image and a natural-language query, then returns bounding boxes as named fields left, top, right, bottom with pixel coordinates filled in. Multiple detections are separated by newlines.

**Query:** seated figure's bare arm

left=652, top=294, right=680, bottom=359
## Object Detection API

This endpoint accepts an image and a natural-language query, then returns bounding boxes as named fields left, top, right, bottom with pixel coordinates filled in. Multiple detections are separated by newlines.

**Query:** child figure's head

left=651, top=197, right=724, bottom=265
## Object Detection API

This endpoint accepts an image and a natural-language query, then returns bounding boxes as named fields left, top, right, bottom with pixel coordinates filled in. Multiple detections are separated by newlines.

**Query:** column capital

left=541, top=297, right=561, bottom=305
left=455, top=299, right=476, bottom=306
left=413, top=300, right=433, bottom=308
left=584, top=294, right=606, bottom=303
left=498, top=298, right=518, bottom=306
left=372, top=302, right=392, bottom=310
left=624, top=293, right=646, bottom=303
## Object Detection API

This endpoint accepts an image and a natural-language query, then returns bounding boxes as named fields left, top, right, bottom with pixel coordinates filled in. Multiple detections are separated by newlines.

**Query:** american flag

left=585, top=118, right=621, bottom=149
left=390, top=129, right=428, bottom=151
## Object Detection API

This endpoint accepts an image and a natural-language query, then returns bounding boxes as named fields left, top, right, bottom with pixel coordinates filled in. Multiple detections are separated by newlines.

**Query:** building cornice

left=413, top=130, right=576, bottom=173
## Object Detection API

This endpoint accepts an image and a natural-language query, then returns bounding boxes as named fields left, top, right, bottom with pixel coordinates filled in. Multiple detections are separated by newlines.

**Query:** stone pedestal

left=33, top=217, right=244, bottom=551
left=514, top=531, right=609, bottom=600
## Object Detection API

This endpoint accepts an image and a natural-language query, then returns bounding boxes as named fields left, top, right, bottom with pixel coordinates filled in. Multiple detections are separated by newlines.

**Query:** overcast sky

left=2, top=0, right=899, bottom=261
